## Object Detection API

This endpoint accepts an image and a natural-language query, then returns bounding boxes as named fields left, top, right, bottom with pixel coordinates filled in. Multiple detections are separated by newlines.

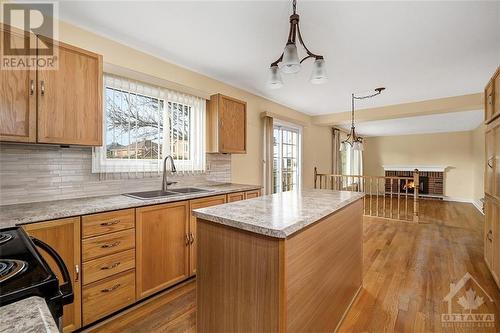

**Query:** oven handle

left=31, top=237, right=74, bottom=305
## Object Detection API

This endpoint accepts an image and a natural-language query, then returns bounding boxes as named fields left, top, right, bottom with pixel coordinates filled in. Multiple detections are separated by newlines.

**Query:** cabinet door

left=0, top=26, right=36, bottom=142
left=37, top=37, right=102, bottom=146
left=493, top=71, right=500, bottom=121
left=136, top=201, right=189, bottom=299
left=485, top=129, right=495, bottom=196
left=495, top=121, right=500, bottom=200
left=484, top=200, right=494, bottom=271
left=219, top=95, right=246, bottom=153
left=492, top=202, right=500, bottom=287
left=245, top=189, right=261, bottom=199
left=189, top=195, right=226, bottom=275
left=23, top=217, right=82, bottom=333
left=485, top=81, right=495, bottom=122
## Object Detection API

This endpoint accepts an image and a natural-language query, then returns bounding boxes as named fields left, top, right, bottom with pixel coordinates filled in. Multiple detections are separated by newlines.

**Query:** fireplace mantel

left=383, top=165, right=448, bottom=172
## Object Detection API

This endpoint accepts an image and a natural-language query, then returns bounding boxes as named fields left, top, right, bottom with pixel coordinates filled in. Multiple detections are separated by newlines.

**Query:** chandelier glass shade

left=340, top=88, right=386, bottom=152
left=267, top=0, right=327, bottom=88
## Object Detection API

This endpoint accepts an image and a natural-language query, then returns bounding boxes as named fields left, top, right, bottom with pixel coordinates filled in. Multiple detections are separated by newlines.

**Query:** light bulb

left=280, top=43, right=301, bottom=74
left=267, top=65, right=283, bottom=89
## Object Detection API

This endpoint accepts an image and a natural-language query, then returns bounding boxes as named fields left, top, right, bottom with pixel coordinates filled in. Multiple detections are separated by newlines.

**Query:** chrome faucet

left=162, top=155, right=177, bottom=191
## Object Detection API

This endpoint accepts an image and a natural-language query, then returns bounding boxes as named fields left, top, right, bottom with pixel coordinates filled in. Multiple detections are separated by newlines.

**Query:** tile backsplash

left=0, top=144, right=231, bottom=205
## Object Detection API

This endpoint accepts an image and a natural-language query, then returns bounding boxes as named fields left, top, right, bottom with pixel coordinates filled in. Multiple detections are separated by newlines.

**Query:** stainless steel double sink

left=124, top=187, right=212, bottom=200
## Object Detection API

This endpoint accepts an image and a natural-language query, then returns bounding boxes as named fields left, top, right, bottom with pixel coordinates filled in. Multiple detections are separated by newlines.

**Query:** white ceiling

left=57, top=1, right=500, bottom=116
left=340, top=109, right=483, bottom=137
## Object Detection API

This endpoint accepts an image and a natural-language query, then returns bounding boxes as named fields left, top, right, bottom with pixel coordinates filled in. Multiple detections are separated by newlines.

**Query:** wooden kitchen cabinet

left=0, top=24, right=102, bottom=146
left=484, top=199, right=494, bottom=272
left=206, top=94, right=247, bottom=154
left=136, top=201, right=190, bottom=299
left=492, top=201, right=500, bottom=288
left=485, top=117, right=500, bottom=200
left=227, top=191, right=246, bottom=202
left=23, top=217, right=82, bottom=333
left=485, top=67, right=500, bottom=124
left=37, top=37, right=102, bottom=146
left=245, top=189, right=261, bottom=199
left=0, top=25, right=36, bottom=143
left=189, top=195, right=226, bottom=275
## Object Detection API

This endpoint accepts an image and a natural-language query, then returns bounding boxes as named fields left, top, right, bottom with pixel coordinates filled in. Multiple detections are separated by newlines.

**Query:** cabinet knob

left=101, top=284, right=121, bottom=293
left=101, top=241, right=120, bottom=248
left=100, top=262, right=121, bottom=270
left=100, top=220, right=119, bottom=227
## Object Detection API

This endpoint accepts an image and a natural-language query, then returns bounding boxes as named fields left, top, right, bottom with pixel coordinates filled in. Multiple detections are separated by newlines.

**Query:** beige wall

left=363, top=130, right=484, bottom=202
left=56, top=21, right=332, bottom=188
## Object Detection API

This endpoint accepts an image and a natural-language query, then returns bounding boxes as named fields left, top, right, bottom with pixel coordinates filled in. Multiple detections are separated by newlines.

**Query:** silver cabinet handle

left=101, top=241, right=120, bottom=248
left=75, top=264, right=79, bottom=282
left=189, top=233, right=195, bottom=245
left=487, top=230, right=493, bottom=242
left=488, top=94, right=493, bottom=105
left=101, top=284, right=121, bottom=293
left=40, top=80, right=45, bottom=96
left=185, top=234, right=190, bottom=246
left=30, top=80, right=34, bottom=95
left=487, top=157, right=494, bottom=169
left=100, top=220, right=119, bottom=227
left=101, top=262, right=120, bottom=270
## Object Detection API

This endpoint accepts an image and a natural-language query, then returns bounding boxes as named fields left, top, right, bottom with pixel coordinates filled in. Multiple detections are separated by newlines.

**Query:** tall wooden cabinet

left=206, top=94, right=247, bottom=154
left=135, top=201, right=190, bottom=299
left=23, top=217, right=82, bottom=333
left=0, top=25, right=103, bottom=146
left=484, top=67, right=500, bottom=290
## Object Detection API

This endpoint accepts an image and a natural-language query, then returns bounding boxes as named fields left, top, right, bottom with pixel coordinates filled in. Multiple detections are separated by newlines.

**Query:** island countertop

left=193, top=189, right=364, bottom=238
left=0, top=296, right=59, bottom=333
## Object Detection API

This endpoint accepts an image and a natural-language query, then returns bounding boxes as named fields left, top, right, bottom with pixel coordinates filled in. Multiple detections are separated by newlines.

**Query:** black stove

left=0, top=227, right=73, bottom=327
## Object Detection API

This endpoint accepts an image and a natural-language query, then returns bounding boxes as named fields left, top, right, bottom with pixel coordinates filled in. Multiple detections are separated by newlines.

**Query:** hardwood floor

left=85, top=200, right=499, bottom=333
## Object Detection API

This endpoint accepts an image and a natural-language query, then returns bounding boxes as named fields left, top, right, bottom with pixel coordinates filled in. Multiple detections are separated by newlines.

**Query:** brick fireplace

left=383, top=166, right=445, bottom=197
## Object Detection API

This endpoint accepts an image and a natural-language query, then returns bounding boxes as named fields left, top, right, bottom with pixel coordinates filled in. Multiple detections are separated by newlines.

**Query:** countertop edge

left=0, top=296, right=59, bottom=333
left=0, top=184, right=262, bottom=228
left=194, top=192, right=364, bottom=238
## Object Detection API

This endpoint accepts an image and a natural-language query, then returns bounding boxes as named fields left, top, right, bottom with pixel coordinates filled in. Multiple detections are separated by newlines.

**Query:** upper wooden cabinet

left=0, top=25, right=36, bottom=142
left=37, top=37, right=102, bottom=145
left=485, top=67, right=500, bottom=124
left=0, top=26, right=103, bottom=146
left=485, top=117, right=500, bottom=200
left=206, top=94, right=247, bottom=154
left=23, top=217, right=82, bottom=333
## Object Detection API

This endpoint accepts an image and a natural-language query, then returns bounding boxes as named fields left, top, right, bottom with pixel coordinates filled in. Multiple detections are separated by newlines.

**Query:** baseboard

left=472, top=199, right=485, bottom=215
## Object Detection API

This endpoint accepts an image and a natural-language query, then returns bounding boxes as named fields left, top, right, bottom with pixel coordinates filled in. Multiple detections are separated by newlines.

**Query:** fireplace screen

left=400, top=177, right=429, bottom=194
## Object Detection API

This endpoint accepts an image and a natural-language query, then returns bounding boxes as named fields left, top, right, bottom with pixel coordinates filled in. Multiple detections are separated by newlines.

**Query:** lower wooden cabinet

left=23, top=217, right=82, bottom=333
left=136, top=201, right=190, bottom=299
left=485, top=197, right=500, bottom=289
left=82, top=269, right=135, bottom=325
left=245, top=189, right=261, bottom=199
left=189, top=195, right=227, bottom=275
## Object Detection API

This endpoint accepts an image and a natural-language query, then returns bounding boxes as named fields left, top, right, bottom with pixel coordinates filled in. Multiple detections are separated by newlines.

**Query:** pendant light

left=267, top=0, right=327, bottom=88
left=341, top=88, right=386, bottom=152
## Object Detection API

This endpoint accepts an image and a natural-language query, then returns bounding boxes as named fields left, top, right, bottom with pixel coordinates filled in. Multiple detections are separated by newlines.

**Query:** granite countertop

left=0, top=296, right=59, bottom=333
left=193, top=189, right=364, bottom=238
left=0, top=183, right=261, bottom=228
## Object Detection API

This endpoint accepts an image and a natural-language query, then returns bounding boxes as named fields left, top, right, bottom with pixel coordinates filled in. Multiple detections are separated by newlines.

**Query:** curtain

left=92, top=73, right=206, bottom=174
left=263, top=116, right=274, bottom=195
left=332, top=128, right=341, bottom=174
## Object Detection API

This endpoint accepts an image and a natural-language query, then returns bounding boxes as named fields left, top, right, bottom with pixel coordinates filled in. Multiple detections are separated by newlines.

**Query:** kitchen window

left=273, top=122, right=302, bottom=193
left=92, top=74, right=206, bottom=173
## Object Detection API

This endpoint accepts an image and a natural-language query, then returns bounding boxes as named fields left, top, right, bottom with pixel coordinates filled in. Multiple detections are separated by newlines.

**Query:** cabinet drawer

left=227, top=192, right=245, bottom=202
left=83, top=229, right=135, bottom=261
left=82, top=209, right=135, bottom=238
left=245, top=189, right=261, bottom=199
left=83, top=249, right=135, bottom=285
left=82, top=270, right=135, bottom=325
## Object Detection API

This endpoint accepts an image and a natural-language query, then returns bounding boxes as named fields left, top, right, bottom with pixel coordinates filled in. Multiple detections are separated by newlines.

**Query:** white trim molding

left=383, top=165, right=448, bottom=172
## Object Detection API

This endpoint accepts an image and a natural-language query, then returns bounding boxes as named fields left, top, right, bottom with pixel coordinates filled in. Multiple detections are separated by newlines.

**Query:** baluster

left=397, top=178, right=401, bottom=220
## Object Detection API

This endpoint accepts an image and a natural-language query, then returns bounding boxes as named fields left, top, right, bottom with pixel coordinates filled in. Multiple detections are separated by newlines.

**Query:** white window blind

left=92, top=74, right=206, bottom=174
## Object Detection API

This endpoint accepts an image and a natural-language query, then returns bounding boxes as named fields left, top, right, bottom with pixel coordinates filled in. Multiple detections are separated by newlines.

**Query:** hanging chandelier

left=267, top=0, right=327, bottom=89
left=340, top=87, right=386, bottom=152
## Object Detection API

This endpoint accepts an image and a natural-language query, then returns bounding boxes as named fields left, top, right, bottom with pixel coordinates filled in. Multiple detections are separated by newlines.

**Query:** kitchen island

left=193, top=189, right=364, bottom=333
